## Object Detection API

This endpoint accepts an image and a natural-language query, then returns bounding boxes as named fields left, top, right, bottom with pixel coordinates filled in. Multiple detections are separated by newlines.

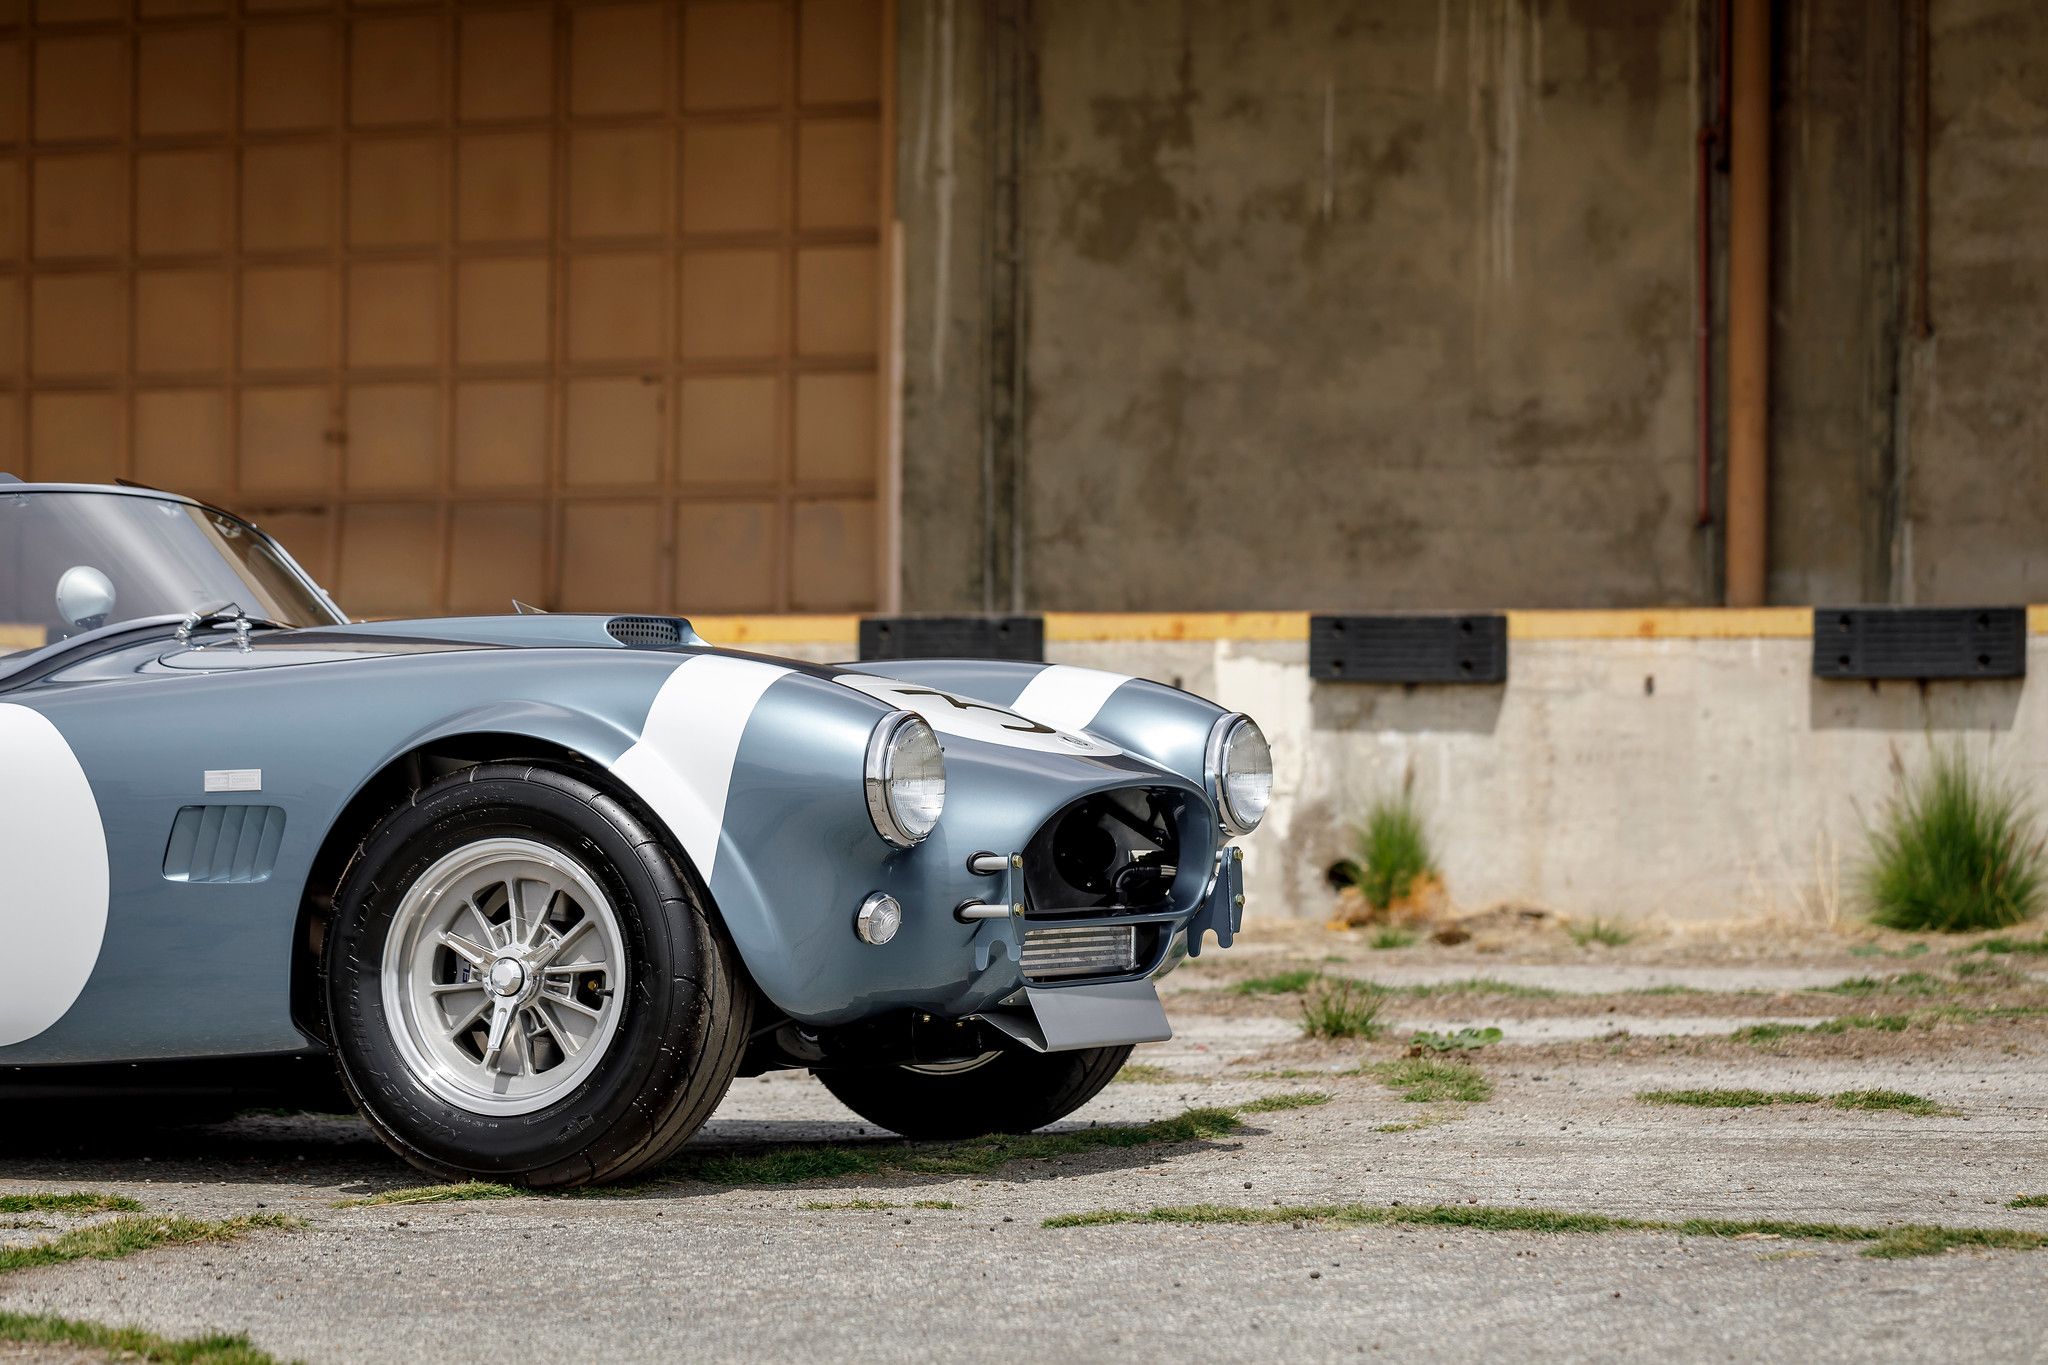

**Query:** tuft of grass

left=1637, top=1088, right=1950, bottom=1117
left=1298, top=978, right=1386, bottom=1040
left=2009, top=1194, right=2048, bottom=1209
left=1040, top=1202, right=2048, bottom=1259
left=1237, top=1091, right=1331, bottom=1114
left=1408, top=1026, right=1503, bottom=1053
left=1567, top=917, right=1635, bottom=948
left=0, top=1192, right=142, bottom=1216
left=1113, top=1062, right=1180, bottom=1085
left=0, top=1214, right=298, bottom=1278
left=1230, top=968, right=1320, bottom=997
left=1369, top=1058, right=1492, bottom=1103
left=669, top=1106, right=1245, bottom=1187
left=1339, top=794, right=1436, bottom=913
left=0, top=1311, right=282, bottom=1365
left=800, top=1199, right=959, bottom=1211
left=1639, top=1089, right=1824, bottom=1109
left=1369, top=928, right=1417, bottom=950
left=338, top=1181, right=524, bottom=1208
left=1967, top=934, right=2048, bottom=956
left=1864, top=745, right=2045, bottom=933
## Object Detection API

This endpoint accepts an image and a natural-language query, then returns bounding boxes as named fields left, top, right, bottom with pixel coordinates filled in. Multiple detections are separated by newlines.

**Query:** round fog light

left=854, top=892, right=902, bottom=946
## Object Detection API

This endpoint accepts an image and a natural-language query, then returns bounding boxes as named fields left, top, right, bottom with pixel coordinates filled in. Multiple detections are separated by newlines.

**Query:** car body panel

left=0, top=483, right=1257, bottom=1072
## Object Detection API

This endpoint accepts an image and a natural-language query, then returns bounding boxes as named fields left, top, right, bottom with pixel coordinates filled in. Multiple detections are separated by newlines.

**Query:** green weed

left=1230, top=969, right=1320, bottom=997
left=1237, top=1091, right=1331, bottom=1114
left=1334, top=792, right=1436, bottom=913
left=1041, top=1202, right=2048, bottom=1259
left=1568, top=917, right=1635, bottom=948
left=0, top=1311, right=281, bottom=1365
left=0, top=1214, right=298, bottom=1277
left=0, top=1192, right=142, bottom=1216
left=1408, top=1027, right=1503, bottom=1053
left=1299, top=978, right=1386, bottom=1040
left=1369, top=1059, right=1492, bottom=1103
left=1865, top=745, right=2045, bottom=933
left=1369, top=928, right=1417, bottom=950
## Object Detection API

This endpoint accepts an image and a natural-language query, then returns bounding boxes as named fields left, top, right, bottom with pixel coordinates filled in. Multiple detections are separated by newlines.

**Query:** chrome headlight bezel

left=1204, top=713, right=1272, bottom=836
left=864, top=710, right=946, bottom=848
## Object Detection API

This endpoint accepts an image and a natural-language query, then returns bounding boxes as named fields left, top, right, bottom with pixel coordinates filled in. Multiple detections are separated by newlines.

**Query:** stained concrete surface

left=0, top=956, right=2042, bottom=1363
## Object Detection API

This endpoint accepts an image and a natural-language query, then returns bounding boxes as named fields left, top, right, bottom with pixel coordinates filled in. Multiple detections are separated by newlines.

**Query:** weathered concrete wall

left=1767, top=0, right=1902, bottom=605
left=694, top=620, right=2048, bottom=924
left=1019, top=0, right=1706, bottom=610
left=896, top=0, right=995, bottom=611
left=1903, top=0, right=2048, bottom=603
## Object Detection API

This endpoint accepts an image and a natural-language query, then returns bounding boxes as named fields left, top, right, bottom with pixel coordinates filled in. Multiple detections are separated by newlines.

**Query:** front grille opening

left=1023, top=786, right=1186, bottom=916
left=1022, top=925, right=1139, bottom=980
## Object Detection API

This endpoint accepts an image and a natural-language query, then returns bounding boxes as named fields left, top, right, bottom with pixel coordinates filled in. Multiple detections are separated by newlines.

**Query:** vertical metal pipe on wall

left=1723, top=0, right=1772, bottom=607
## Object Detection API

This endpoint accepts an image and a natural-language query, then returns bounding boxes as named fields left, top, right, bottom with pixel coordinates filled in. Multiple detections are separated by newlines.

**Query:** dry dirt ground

left=0, top=917, right=2044, bottom=1363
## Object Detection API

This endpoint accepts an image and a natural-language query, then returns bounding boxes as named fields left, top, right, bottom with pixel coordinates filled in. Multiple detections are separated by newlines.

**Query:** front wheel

left=815, top=1042, right=1133, bottom=1140
left=324, top=763, right=750, bottom=1187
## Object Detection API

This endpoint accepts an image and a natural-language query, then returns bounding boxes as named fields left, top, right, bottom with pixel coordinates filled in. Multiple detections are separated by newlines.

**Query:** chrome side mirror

left=55, top=565, right=116, bottom=631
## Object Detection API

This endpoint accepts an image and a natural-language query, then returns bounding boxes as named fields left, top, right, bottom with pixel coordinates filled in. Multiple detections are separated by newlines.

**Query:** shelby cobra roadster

left=0, top=479, right=1272, bottom=1186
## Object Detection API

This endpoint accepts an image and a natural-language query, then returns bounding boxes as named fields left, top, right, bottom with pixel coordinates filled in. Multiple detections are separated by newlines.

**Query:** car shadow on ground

left=0, top=1109, right=1253, bottom=1203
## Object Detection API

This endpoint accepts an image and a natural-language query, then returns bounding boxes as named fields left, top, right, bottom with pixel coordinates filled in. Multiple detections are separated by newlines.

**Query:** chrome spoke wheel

left=382, top=837, right=627, bottom=1116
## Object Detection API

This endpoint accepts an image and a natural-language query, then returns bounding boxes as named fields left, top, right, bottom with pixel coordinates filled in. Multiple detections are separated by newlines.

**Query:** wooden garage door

left=0, top=0, right=890, bottom=617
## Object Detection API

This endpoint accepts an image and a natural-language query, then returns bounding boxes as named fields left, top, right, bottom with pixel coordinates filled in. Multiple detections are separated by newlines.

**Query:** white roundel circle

left=0, top=705, right=110, bottom=1047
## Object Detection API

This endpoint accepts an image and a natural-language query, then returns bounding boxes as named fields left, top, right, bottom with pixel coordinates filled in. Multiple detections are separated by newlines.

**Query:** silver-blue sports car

left=0, top=479, right=1272, bottom=1186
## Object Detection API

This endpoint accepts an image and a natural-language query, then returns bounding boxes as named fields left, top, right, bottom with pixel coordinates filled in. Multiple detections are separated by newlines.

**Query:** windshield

left=0, top=490, right=344, bottom=656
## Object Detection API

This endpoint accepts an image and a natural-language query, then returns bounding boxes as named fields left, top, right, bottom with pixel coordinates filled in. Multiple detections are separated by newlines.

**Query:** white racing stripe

left=0, top=705, right=110, bottom=1047
left=1007, top=665, right=1131, bottom=735
left=609, top=655, right=787, bottom=884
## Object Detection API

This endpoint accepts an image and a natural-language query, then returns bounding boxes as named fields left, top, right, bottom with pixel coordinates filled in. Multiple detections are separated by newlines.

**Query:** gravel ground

left=0, top=942, right=2043, bottom=1363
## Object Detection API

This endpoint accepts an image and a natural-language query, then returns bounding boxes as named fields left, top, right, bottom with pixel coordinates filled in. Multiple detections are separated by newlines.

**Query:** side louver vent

left=163, top=805, right=288, bottom=885
left=606, top=616, right=684, bottom=647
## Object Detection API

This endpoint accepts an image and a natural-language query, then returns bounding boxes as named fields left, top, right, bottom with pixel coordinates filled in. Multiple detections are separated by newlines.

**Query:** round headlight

left=865, top=711, right=946, bottom=847
left=1206, top=714, right=1273, bottom=835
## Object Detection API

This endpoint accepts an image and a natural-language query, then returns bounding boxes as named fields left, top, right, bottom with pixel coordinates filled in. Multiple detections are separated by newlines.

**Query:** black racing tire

left=323, top=763, right=750, bottom=1188
left=814, top=1042, right=1134, bottom=1140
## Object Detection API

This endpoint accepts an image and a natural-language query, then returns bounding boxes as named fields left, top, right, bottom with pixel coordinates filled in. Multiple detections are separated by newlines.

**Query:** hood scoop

left=606, top=616, right=694, bottom=647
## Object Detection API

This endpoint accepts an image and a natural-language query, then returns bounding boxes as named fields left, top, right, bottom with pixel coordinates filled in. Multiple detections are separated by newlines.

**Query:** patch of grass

left=1113, top=1062, right=1180, bottom=1085
left=800, top=1199, right=958, bottom=1211
left=1627, top=984, right=1707, bottom=997
left=1864, top=745, right=2046, bottom=933
left=1829, top=1089, right=1951, bottom=1117
left=1334, top=792, right=1436, bottom=913
left=1369, top=1058, right=1492, bottom=1103
left=1967, top=934, right=2048, bottom=956
left=1369, top=928, right=1417, bottom=950
left=1408, top=1026, right=1502, bottom=1053
left=0, top=1192, right=142, bottom=1216
left=2009, top=1194, right=2048, bottom=1209
left=1567, top=917, right=1635, bottom=948
left=1298, top=978, right=1386, bottom=1040
left=670, top=1106, right=1246, bottom=1187
left=1230, top=968, right=1320, bottom=997
left=1373, top=1110, right=1460, bottom=1134
left=1237, top=1091, right=1331, bottom=1114
left=1819, top=971, right=1944, bottom=996
left=338, top=1181, right=524, bottom=1208
left=1731, top=1014, right=1914, bottom=1045
left=1639, top=1089, right=1824, bottom=1108
left=1637, top=1088, right=1949, bottom=1117
left=1397, top=978, right=1560, bottom=1000
left=0, top=1214, right=298, bottom=1278
left=0, top=1311, right=281, bottom=1364
left=1040, top=1202, right=2048, bottom=1259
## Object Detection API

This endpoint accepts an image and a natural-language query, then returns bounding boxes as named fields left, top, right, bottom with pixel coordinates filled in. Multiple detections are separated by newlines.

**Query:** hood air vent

left=606, top=616, right=685, bottom=647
